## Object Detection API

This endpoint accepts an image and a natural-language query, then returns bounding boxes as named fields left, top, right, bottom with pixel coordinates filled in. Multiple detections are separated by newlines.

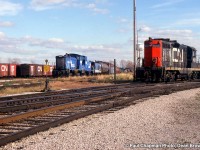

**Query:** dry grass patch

left=51, top=73, right=133, bottom=83
left=50, top=81, right=110, bottom=90
left=0, top=73, right=132, bottom=96
left=0, top=86, right=43, bottom=97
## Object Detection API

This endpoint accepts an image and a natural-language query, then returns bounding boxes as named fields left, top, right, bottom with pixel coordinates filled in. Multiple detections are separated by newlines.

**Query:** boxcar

left=95, top=61, right=109, bottom=74
left=35, top=64, right=43, bottom=77
left=93, top=62, right=102, bottom=74
left=8, top=64, right=17, bottom=77
left=20, top=64, right=36, bottom=77
left=43, top=65, right=54, bottom=76
left=0, top=64, right=9, bottom=77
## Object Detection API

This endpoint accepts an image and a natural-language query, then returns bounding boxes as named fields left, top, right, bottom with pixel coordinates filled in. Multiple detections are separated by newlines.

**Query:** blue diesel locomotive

left=52, top=53, right=102, bottom=77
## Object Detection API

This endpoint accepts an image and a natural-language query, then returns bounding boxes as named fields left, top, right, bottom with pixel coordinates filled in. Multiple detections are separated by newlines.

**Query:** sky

left=0, top=0, right=200, bottom=65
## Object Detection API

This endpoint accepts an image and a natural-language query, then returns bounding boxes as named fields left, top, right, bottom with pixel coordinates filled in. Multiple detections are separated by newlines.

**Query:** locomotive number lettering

left=145, top=44, right=160, bottom=48
left=152, top=44, right=160, bottom=47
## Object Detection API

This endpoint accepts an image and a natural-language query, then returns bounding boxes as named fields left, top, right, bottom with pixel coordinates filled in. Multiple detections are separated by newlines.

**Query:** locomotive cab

left=144, top=38, right=163, bottom=68
left=136, top=38, right=165, bottom=82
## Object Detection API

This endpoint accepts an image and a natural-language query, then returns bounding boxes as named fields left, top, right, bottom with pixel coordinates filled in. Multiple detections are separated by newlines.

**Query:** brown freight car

left=43, top=65, right=54, bottom=76
left=35, top=64, right=43, bottom=76
left=0, top=64, right=9, bottom=77
left=20, top=64, right=36, bottom=77
left=8, top=64, right=17, bottom=77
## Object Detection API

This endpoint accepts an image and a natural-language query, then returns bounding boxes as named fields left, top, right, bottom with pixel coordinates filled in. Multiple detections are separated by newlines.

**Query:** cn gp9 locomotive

left=136, top=37, right=200, bottom=82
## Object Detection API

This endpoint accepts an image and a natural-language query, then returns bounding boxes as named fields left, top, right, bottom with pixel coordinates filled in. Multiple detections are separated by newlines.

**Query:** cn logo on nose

left=1, top=65, right=8, bottom=72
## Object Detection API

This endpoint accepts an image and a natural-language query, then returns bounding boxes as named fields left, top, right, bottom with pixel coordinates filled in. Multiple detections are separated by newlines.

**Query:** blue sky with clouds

left=0, top=0, right=200, bottom=64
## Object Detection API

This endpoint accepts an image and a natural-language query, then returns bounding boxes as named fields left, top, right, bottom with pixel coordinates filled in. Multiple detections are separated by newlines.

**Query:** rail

left=0, top=82, right=200, bottom=147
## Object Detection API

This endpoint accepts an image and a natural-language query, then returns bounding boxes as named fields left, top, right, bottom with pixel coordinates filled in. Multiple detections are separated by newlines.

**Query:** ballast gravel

left=1, top=88, right=200, bottom=150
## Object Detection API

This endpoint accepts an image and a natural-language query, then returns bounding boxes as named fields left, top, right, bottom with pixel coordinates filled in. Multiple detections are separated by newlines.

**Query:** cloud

left=135, top=24, right=200, bottom=55
left=151, top=0, right=184, bottom=9
left=30, top=0, right=109, bottom=14
left=30, top=0, right=67, bottom=11
left=0, top=34, right=59, bottom=63
left=48, top=38, right=65, bottom=43
left=70, top=44, right=121, bottom=53
left=116, top=23, right=151, bottom=34
left=0, top=1, right=23, bottom=16
left=0, top=33, right=38, bottom=54
left=117, top=17, right=129, bottom=23
left=0, top=33, right=129, bottom=63
left=22, top=37, right=68, bottom=51
left=116, top=28, right=130, bottom=33
left=156, top=29, right=192, bottom=36
left=0, top=32, right=6, bottom=39
left=0, top=32, right=133, bottom=63
left=175, top=18, right=200, bottom=27
left=25, top=36, right=121, bottom=54
left=140, top=25, right=151, bottom=32
left=0, top=21, right=14, bottom=27
left=151, top=29, right=196, bottom=47
left=86, top=3, right=109, bottom=14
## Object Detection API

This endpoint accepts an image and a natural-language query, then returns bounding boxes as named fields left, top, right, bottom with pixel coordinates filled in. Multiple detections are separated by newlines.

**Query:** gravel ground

left=1, top=88, right=200, bottom=150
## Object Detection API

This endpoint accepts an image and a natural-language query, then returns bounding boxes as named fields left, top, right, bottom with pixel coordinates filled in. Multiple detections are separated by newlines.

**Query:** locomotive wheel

left=152, top=74, right=156, bottom=82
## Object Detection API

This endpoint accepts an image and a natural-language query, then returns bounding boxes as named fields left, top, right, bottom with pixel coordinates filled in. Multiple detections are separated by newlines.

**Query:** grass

left=0, top=86, right=44, bottom=96
left=52, top=73, right=133, bottom=83
left=0, top=73, right=133, bottom=96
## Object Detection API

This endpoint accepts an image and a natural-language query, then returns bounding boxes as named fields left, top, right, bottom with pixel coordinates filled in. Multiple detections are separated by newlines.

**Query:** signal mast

left=133, top=0, right=136, bottom=80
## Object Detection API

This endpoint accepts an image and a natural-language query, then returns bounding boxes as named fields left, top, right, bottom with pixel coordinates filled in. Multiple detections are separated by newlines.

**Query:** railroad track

left=0, top=81, right=200, bottom=147
left=0, top=83, right=134, bottom=101
left=0, top=82, right=42, bottom=90
left=0, top=83, right=147, bottom=113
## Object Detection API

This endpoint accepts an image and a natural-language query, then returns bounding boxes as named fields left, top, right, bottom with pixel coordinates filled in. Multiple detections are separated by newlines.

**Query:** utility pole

left=133, top=0, right=136, bottom=81
left=137, top=28, right=141, bottom=67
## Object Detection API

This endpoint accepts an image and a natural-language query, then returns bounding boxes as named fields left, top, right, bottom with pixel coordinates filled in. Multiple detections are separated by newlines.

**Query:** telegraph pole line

left=133, top=0, right=136, bottom=81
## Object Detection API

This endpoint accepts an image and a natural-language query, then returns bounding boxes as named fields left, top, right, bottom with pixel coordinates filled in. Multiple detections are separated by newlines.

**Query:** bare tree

left=7, top=58, right=21, bottom=64
left=31, top=60, right=35, bottom=64
left=120, top=60, right=127, bottom=69
left=126, top=61, right=134, bottom=72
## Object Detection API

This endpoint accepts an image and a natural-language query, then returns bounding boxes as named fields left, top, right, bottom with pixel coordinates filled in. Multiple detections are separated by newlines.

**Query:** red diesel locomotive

left=136, top=37, right=200, bottom=82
